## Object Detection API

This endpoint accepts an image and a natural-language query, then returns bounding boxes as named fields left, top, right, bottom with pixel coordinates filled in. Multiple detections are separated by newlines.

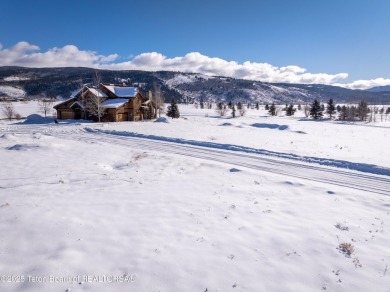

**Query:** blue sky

left=1, top=0, right=390, bottom=89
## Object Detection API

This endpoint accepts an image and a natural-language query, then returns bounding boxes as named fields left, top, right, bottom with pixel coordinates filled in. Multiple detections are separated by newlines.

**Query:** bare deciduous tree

left=215, top=102, right=228, bottom=116
left=85, top=71, right=106, bottom=122
left=79, top=80, right=88, bottom=119
left=153, top=83, right=165, bottom=118
left=1, top=102, right=15, bottom=120
left=238, top=105, right=247, bottom=117
left=38, top=94, right=54, bottom=118
left=85, top=91, right=106, bottom=122
left=303, top=104, right=310, bottom=117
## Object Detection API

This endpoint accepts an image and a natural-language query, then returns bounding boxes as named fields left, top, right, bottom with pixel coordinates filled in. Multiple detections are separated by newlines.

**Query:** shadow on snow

left=85, top=128, right=390, bottom=177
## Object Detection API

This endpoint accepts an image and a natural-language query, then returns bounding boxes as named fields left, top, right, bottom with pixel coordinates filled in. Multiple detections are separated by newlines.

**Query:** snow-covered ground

left=0, top=86, right=26, bottom=98
left=3, top=76, right=30, bottom=82
left=0, top=103, right=390, bottom=291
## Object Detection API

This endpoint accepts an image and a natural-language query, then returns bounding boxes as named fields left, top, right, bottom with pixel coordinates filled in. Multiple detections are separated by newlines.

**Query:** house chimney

left=148, top=90, right=152, bottom=100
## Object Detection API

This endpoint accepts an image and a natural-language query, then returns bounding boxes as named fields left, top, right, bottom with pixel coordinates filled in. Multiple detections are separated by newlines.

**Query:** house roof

left=101, top=84, right=138, bottom=97
left=87, top=87, right=107, bottom=98
left=70, top=88, right=82, bottom=98
left=101, top=98, right=129, bottom=109
left=69, top=101, right=85, bottom=109
left=53, top=96, right=77, bottom=109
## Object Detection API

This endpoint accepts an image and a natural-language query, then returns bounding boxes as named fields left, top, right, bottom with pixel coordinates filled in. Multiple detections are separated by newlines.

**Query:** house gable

left=54, top=83, right=153, bottom=121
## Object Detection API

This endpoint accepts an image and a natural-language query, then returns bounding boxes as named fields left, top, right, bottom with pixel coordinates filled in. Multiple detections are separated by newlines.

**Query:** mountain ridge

left=0, top=66, right=389, bottom=104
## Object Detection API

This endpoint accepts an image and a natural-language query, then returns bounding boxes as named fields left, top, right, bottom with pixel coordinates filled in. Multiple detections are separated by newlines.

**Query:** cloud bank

left=1, top=41, right=389, bottom=90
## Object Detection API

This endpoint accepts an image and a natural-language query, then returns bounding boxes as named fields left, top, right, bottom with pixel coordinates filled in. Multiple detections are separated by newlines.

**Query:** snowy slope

left=0, top=86, right=26, bottom=98
left=3, top=76, right=30, bottom=82
left=1, top=67, right=389, bottom=104
left=0, top=104, right=390, bottom=291
left=162, top=73, right=312, bottom=104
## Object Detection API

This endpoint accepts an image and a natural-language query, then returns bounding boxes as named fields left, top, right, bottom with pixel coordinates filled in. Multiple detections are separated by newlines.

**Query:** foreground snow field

left=0, top=103, right=390, bottom=291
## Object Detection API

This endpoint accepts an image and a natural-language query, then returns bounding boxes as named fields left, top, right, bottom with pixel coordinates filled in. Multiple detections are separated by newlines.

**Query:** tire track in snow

left=3, top=125, right=390, bottom=195
left=52, top=130, right=390, bottom=196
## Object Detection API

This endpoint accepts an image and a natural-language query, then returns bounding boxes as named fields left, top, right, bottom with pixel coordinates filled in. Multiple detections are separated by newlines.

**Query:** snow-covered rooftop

left=54, top=96, right=77, bottom=108
left=101, top=98, right=128, bottom=109
left=88, top=87, right=107, bottom=98
left=102, top=85, right=138, bottom=97
left=70, top=88, right=81, bottom=98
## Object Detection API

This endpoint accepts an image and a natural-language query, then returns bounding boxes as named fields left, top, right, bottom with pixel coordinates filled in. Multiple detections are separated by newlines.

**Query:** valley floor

left=0, top=104, right=389, bottom=291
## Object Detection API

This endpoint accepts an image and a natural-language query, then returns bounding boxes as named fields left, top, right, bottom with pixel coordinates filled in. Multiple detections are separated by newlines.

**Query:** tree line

left=265, top=99, right=390, bottom=122
left=192, top=98, right=390, bottom=122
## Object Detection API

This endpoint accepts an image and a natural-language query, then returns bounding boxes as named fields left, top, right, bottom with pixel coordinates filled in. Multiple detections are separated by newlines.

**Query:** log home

left=54, top=83, right=156, bottom=122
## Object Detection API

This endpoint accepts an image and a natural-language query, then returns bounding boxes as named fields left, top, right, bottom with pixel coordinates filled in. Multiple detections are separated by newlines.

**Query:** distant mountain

left=0, top=66, right=389, bottom=104
left=366, top=85, right=390, bottom=92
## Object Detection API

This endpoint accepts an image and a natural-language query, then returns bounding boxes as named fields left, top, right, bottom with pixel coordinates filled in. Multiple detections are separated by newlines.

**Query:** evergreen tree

left=339, top=105, right=348, bottom=120
left=200, top=96, right=204, bottom=109
left=268, top=103, right=276, bottom=116
left=326, top=98, right=336, bottom=119
left=348, top=105, right=357, bottom=121
left=231, top=104, right=236, bottom=118
left=357, top=100, right=369, bottom=121
left=285, top=104, right=296, bottom=116
left=297, top=104, right=302, bottom=110
left=237, top=102, right=242, bottom=110
left=265, top=104, right=269, bottom=110
left=166, top=98, right=180, bottom=119
left=336, top=105, right=342, bottom=112
left=386, top=107, right=390, bottom=115
left=310, top=99, right=323, bottom=120
left=255, top=102, right=259, bottom=110
left=228, top=101, right=233, bottom=109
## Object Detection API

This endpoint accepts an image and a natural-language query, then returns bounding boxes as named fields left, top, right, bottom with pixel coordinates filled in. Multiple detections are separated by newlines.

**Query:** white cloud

left=333, top=78, right=390, bottom=90
left=0, top=41, right=389, bottom=90
left=103, top=52, right=349, bottom=85
left=0, top=42, right=118, bottom=67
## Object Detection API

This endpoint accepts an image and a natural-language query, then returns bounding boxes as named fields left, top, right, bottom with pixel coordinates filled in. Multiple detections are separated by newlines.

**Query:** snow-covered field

left=1, top=102, right=390, bottom=291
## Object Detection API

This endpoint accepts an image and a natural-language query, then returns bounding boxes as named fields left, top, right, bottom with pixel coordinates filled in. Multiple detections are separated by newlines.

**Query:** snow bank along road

left=3, top=124, right=390, bottom=196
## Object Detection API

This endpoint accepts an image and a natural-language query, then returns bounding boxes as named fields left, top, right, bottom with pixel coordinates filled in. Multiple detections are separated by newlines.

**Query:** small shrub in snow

left=338, top=242, right=354, bottom=257
left=216, top=102, right=228, bottom=116
left=239, top=106, right=246, bottom=117
left=1, top=102, right=15, bottom=120
left=335, top=223, right=349, bottom=231
left=15, top=113, right=22, bottom=120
